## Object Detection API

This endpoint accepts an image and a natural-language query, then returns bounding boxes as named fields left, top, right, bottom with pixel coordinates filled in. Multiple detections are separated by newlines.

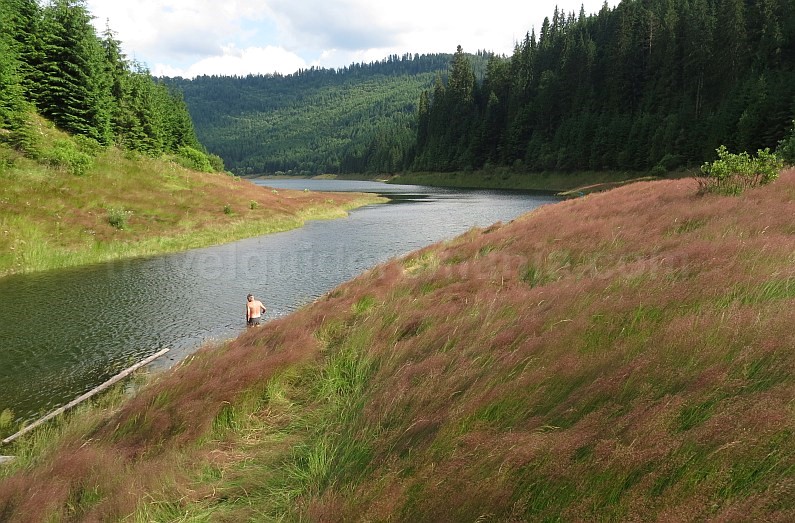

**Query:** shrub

left=73, top=135, right=103, bottom=156
left=175, top=146, right=213, bottom=172
left=207, top=153, right=225, bottom=172
left=107, top=207, right=132, bottom=230
left=43, top=139, right=94, bottom=176
left=650, top=164, right=667, bottom=177
left=249, top=200, right=258, bottom=210
left=0, top=147, right=14, bottom=174
left=658, top=153, right=684, bottom=171
left=1, top=110, right=38, bottom=156
left=223, top=203, right=233, bottom=215
left=0, top=408, right=13, bottom=429
left=697, top=146, right=783, bottom=195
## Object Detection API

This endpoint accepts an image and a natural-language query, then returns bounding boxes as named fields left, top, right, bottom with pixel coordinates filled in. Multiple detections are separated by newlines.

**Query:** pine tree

left=716, top=0, right=748, bottom=82
left=0, top=3, right=23, bottom=129
left=0, top=0, right=33, bottom=149
left=115, top=68, right=157, bottom=153
left=100, top=22, right=131, bottom=146
left=160, top=84, right=202, bottom=152
left=3, top=0, right=42, bottom=101
left=680, top=0, right=715, bottom=121
left=753, top=0, right=784, bottom=66
left=416, top=90, right=430, bottom=152
left=447, top=46, right=476, bottom=168
left=33, top=0, right=113, bottom=143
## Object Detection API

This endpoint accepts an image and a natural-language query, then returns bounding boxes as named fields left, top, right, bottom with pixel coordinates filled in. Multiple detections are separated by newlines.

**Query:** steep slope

left=1, top=172, right=794, bottom=521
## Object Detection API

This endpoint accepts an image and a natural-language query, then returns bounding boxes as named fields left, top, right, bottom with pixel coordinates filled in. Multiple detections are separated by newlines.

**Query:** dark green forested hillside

left=0, top=0, right=220, bottom=172
left=164, top=53, right=494, bottom=175
left=405, top=0, right=795, bottom=174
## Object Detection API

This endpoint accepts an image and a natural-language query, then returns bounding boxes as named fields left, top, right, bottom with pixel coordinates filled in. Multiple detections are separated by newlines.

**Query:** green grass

left=117, top=320, right=381, bottom=521
left=0, top=128, right=384, bottom=277
left=718, top=278, right=795, bottom=308
left=671, top=217, right=708, bottom=235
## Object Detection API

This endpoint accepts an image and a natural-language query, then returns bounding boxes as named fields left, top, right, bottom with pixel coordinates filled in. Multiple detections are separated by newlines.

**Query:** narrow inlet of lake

left=0, top=180, right=557, bottom=425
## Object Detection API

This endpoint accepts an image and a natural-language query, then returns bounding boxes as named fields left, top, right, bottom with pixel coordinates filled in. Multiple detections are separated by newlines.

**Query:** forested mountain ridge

left=171, top=0, right=795, bottom=178
left=163, top=53, right=495, bottom=175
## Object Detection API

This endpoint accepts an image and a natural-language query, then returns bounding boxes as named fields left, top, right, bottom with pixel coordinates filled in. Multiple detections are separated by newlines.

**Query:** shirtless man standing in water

left=246, top=294, right=266, bottom=326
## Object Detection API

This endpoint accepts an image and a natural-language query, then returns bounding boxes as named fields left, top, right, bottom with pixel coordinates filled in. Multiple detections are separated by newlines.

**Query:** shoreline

left=0, top=193, right=384, bottom=280
left=252, top=168, right=694, bottom=194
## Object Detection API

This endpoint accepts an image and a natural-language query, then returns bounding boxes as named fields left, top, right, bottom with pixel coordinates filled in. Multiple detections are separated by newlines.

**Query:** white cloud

left=262, top=0, right=399, bottom=52
left=86, top=0, right=618, bottom=78
left=152, top=45, right=308, bottom=78
left=87, top=1, right=270, bottom=61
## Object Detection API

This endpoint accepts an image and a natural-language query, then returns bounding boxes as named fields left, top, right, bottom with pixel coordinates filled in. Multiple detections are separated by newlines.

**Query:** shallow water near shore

left=0, top=180, right=556, bottom=425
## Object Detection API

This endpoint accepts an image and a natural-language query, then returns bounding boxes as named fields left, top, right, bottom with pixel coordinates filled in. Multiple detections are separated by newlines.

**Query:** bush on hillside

left=0, top=408, right=12, bottom=430
left=175, top=146, right=213, bottom=173
left=0, top=145, right=14, bottom=174
left=697, top=145, right=783, bottom=195
left=73, top=135, right=103, bottom=156
left=10, top=121, right=38, bottom=156
left=107, top=207, right=132, bottom=230
left=42, top=139, right=94, bottom=176
left=207, top=152, right=225, bottom=173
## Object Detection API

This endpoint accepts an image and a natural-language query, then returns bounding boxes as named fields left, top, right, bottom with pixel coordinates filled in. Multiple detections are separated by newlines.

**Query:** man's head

left=247, top=294, right=253, bottom=302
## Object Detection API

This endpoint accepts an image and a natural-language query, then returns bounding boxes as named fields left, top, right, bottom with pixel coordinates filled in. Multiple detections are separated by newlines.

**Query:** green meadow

left=0, top=120, right=384, bottom=278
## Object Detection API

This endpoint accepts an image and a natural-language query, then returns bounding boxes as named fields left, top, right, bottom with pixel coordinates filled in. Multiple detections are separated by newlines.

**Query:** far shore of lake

left=254, top=168, right=694, bottom=196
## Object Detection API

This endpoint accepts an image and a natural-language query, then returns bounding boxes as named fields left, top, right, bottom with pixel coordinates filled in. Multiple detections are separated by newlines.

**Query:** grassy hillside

left=0, top=118, right=383, bottom=278
left=2, top=171, right=794, bottom=520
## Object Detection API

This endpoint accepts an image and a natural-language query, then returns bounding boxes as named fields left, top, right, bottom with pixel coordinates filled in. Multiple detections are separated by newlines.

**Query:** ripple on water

left=1, top=182, right=557, bottom=423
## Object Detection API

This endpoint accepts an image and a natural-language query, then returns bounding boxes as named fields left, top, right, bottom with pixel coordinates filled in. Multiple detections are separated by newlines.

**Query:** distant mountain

left=163, top=52, right=495, bottom=175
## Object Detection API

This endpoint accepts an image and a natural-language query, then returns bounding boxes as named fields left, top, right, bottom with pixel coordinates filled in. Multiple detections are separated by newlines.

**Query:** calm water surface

left=0, top=180, right=556, bottom=424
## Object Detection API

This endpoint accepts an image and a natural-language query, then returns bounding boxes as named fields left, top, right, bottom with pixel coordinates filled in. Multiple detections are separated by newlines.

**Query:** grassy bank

left=2, top=170, right=794, bottom=520
left=0, top=126, right=384, bottom=278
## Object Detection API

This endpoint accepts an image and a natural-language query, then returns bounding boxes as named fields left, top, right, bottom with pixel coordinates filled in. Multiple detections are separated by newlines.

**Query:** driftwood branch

left=2, top=348, right=169, bottom=446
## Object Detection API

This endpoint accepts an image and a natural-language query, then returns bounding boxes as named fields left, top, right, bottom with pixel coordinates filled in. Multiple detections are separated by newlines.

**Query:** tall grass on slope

left=0, top=138, right=382, bottom=277
left=1, top=171, right=795, bottom=521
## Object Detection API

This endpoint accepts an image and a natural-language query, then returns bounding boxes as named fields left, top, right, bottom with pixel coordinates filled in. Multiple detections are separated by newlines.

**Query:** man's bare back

left=246, top=294, right=266, bottom=325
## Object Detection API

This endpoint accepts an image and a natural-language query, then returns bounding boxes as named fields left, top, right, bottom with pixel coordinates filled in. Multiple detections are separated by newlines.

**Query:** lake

left=0, top=180, right=557, bottom=425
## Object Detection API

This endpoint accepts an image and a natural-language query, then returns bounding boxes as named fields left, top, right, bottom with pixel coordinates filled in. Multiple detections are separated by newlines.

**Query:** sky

left=85, top=0, right=619, bottom=78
